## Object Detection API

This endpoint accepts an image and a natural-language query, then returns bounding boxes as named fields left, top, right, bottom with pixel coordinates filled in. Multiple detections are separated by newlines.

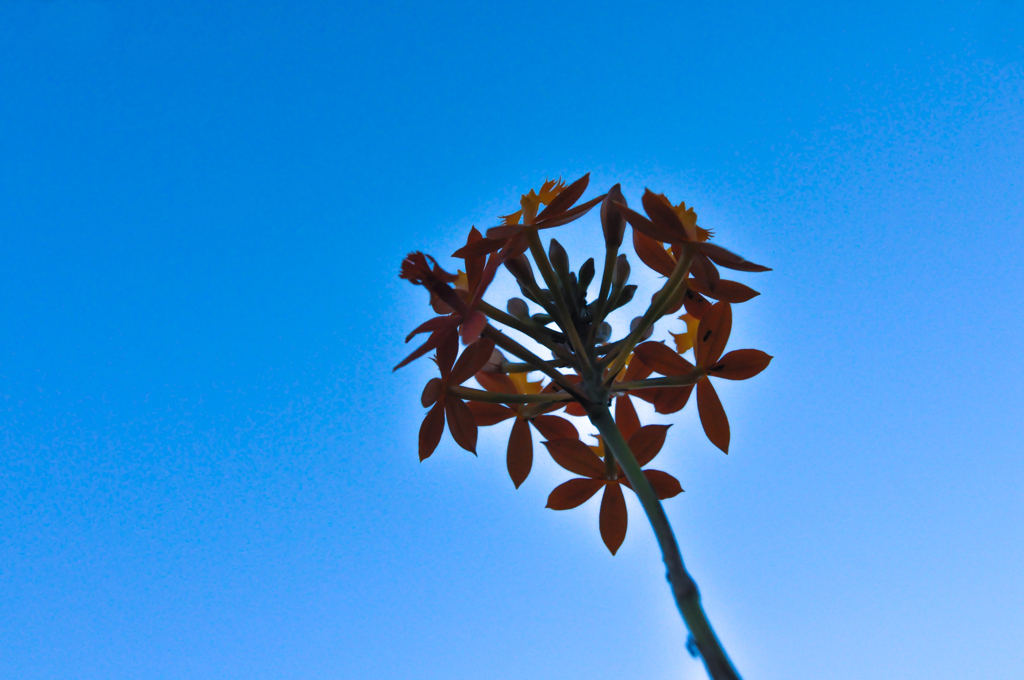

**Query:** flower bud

left=507, top=297, right=530, bottom=320
left=601, top=183, right=627, bottom=249
left=504, top=254, right=537, bottom=288
left=613, top=254, right=631, bottom=288
left=548, top=238, right=571, bottom=289
left=594, top=322, right=612, bottom=344
left=630, top=316, right=654, bottom=342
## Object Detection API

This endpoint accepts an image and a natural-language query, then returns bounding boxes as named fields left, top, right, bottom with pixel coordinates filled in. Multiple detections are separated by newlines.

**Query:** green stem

left=587, top=247, right=618, bottom=344
left=525, top=229, right=593, bottom=373
left=481, top=326, right=588, bottom=403
left=448, top=385, right=572, bottom=404
left=477, top=300, right=560, bottom=354
left=614, top=372, right=703, bottom=391
left=588, top=404, right=741, bottom=680
left=603, top=247, right=696, bottom=384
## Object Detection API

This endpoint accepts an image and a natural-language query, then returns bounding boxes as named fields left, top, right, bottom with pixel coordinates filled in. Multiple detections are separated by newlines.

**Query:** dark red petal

left=689, top=277, right=759, bottom=303
left=445, top=396, right=479, bottom=453
left=690, top=252, right=720, bottom=291
left=622, top=355, right=653, bottom=382
left=421, top=378, right=443, bottom=407
left=652, top=385, right=695, bottom=414
left=599, top=484, right=628, bottom=555
left=564, top=401, right=587, bottom=417
left=474, top=370, right=518, bottom=393
left=634, top=342, right=696, bottom=376
left=697, top=242, right=771, bottom=272
left=697, top=380, right=730, bottom=454
left=459, top=311, right=488, bottom=344
left=535, top=195, right=604, bottom=230
left=530, top=415, right=579, bottom=440
left=644, top=470, right=683, bottom=499
left=436, top=329, right=460, bottom=377
left=466, top=401, right=517, bottom=425
left=615, top=395, right=641, bottom=441
left=632, top=228, right=676, bottom=277
left=682, top=288, right=711, bottom=319
left=418, top=402, right=446, bottom=461
left=452, top=237, right=503, bottom=259
left=449, top=337, right=497, bottom=386
left=616, top=202, right=679, bottom=243
left=536, top=173, right=589, bottom=220
left=543, top=439, right=606, bottom=478
left=394, top=327, right=456, bottom=372
left=640, top=189, right=689, bottom=241
left=695, top=301, right=732, bottom=367
left=546, top=478, right=604, bottom=510
left=628, top=424, right=672, bottom=467
left=709, top=349, right=773, bottom=381
left=405, top=316, right=453, bottom=343
left=507, top=417, right=533, bottom=488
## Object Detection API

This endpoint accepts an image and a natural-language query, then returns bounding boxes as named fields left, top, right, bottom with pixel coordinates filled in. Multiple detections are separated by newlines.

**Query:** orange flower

left=466, top=361, right=579, bottom=488
left=634, top=301, right=772, bottom=453
left=418, top=336, right=496, bottom=460
left=544, top=424, right=682, bottom=555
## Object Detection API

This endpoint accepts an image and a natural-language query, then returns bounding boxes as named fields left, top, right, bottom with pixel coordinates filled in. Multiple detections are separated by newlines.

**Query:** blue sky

left=1, top=1, right=1022, bottom=678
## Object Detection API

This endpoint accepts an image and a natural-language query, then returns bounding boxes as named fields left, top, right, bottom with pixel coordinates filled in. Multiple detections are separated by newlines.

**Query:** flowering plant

left=396, top=174, right=771, bottom=680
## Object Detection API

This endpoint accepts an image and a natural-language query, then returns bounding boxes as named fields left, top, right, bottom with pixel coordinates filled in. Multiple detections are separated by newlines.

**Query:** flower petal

left=421, top=378, right=443, bottom=407
left=419, top=402, right=446, bottom=461
left=449, top=337, right=497, bottom=386
left=543, top=438, right=606, bottom=478
left=709, top=349, right=773, bottom=381
left=634, top=342, right=696, bottom=376
left=615, top=395, right=641, bottom=441
left=643, top=469, right=683, bottom=499
left=697, top=242, right=771, bottom=272
left=696, top=380, right=730, bottom=454
left=546, top=478, right=604, bottom=510
left=507, top=417, right=533, bottom=488
left=445, top=396, right=478, bottom=453
left=652, top=385, right=695, bottom=414
left=474, top=370, right=518, bottom=394
left=536, top=173, right=589, bottom=220
left=466, top=401, right=517, bottom=425
left=600, top=483, right=628, bottom=555
left=530, top=415, right=579, bottom=440
left=641, top=189, right=690, bottom=241
left=628, top=424, right=672, bottom=467
left=632, top=229, right=676, bottom=278
left=616, top=201, right=678, bottom=243
left=695, top=301, right=732, bottom=367
left=688, top=277, right=759, bottom=303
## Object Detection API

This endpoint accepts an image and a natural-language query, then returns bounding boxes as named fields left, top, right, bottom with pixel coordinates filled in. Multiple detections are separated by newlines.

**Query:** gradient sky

left=1, top=2, right=1022, bottom=679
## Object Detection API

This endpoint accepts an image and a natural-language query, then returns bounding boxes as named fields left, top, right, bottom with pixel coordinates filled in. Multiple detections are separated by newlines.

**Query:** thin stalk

left=481, top=326, right=588, bottom=403
left=614, top=372, right=703, bottom=391
left=587, top=248, right=618, bottom=344
left=525, top=229, right=593, bottom=373
left=447, top=386, right=572, bottom=404
left=477, top=300, right=560, bottom=354
left=603, top=247, right=696, bottom=383
left=588, top=404, right=741, bottom=680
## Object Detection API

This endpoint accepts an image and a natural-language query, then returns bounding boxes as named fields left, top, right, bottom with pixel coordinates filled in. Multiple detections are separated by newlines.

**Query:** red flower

left=418, top=335, right=496, bottom=460
left=466, top=362, right=579, bottom=488
left=544, top=424, right=682, bottom=555
left=634, top=301, right=772, bottom=453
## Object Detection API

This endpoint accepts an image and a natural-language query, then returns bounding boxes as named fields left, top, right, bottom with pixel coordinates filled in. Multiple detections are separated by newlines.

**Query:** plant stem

left=477, top=300, right=560, bottom=354
left=447, top=385, right=572, bottom=404
left=603, top=247, right=696, bottom=383
left=481, top=326, right=587, bottom=403
left=525, top=228, right=593, bottom=373
left=588, top=404, right=741, bottom=680
left=614, top=372, right=703, bottom=391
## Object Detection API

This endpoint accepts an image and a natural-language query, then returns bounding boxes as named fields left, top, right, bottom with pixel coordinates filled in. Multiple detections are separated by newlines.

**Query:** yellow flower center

left=499, top=178, right=567, bottom=226
left=509, top=372, right=544, bottom=395
left=669, top=313, right=700, bottom=354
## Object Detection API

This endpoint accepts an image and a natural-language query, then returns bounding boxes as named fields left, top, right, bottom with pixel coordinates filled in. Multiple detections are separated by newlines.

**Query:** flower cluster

left=397, top=174, right=771, bottom=555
